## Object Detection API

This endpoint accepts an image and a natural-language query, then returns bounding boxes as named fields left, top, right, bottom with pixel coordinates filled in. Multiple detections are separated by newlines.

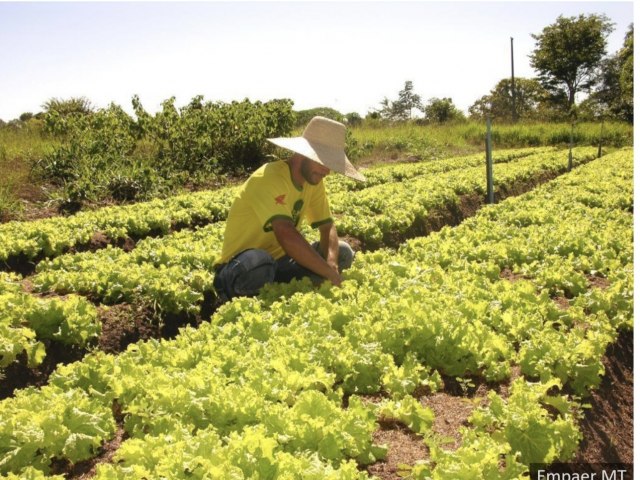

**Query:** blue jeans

left=214, top=241, right=355, bottom=302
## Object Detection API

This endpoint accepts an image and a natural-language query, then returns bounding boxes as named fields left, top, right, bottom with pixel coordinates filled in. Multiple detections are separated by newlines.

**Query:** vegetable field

left=0, top=146, right=633, bottom=479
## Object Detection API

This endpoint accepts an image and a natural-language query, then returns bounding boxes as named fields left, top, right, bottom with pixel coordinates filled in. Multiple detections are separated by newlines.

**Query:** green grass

left=0, top=119, right=633, bottom=221
left=0, top=121, right=57, bottom=220
left=349, top=121, right=633, bottom=163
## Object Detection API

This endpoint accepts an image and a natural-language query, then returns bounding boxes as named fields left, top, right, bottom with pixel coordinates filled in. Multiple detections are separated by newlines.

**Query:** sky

left=0, top=1, right=634, bottom=122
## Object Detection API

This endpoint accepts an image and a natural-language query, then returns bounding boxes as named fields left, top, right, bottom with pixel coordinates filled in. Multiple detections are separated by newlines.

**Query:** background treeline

left=0, top=97, right=632, bottom=220
left=364, top=16, right=633, bottom=125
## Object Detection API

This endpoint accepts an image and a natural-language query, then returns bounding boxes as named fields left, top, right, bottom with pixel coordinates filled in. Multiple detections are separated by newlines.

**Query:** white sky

left=0, top=1, right=634, bottom=121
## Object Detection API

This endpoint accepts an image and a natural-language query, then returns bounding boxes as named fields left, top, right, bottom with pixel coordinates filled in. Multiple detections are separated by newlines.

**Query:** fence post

left=597, top=120, right=604, bottom=158
left=568, top=121, right=574, bottom=171
left=485, top=117, right=494, bottom=204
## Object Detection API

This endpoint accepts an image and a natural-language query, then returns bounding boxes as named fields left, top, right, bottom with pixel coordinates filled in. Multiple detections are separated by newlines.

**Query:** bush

left=37, top=96, right=295, bottom=208
left=294, top=107, right=345, bottom=127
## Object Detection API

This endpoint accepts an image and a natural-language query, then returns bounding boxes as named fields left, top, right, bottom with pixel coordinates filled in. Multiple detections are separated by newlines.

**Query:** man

left=213, top=116, right=366, bottom=302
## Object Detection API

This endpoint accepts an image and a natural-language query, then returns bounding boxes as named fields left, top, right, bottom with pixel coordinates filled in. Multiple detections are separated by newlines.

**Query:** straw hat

left=268, top=116, right=366, bottom=182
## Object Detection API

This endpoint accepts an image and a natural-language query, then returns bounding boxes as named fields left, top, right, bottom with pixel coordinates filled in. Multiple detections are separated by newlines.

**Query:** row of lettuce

left=0, top=147, right=599, bottom=371
left=0, top=273, right=99, bottom=369
left=0, top=148, right=632, bottom=478
left=0, top=146, right=554, bottom=264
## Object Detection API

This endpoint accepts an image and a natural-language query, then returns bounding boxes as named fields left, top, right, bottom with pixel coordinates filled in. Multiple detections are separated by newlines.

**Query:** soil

left=367, top=424, right=430, bottom=478
left=96, top=302, right=160, bottom=354
left=364, top=330, right=633, bottom=479
left=0, top=341, right=87, bottom=399
left=574, top=328, right=633, bottom=464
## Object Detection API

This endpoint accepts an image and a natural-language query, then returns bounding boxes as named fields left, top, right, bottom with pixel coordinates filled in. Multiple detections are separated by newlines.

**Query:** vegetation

left=422, top=97, right=466, bottom=124
left=0, top=121, right=56, bottom=221
left=590, top=24, right=634, bottom=122
left=378, top=81, right=423, bottom=121
left=0, top=110, right=632, bottom=223
left=348, top=121, right=631, bottom=163
left=529, top=14, right=614, bottom=108
left=33, top=96, right=295, bottom=211
left=0, top=149, right=632, bottom=477
left=0, top=14, right=633, bottom=219
left=469, top=78, right=548, bottom=122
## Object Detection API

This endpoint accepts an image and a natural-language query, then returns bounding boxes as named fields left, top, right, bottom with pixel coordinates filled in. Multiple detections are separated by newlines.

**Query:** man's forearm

left=319, top=222, right=339, bottom=270
left=273, top=220, right=341, bottom=285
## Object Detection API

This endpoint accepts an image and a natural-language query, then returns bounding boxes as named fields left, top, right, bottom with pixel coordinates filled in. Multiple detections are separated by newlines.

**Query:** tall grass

left=0, top=121, right=57, bottom=220
left=349, top=121, right=633, bottom=162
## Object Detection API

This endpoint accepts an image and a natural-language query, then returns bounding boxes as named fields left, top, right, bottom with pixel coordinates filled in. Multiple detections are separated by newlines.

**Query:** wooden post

left=568, top=121, right=574, bottom=171
left=485, top=117, right=494, bottom=204
left=597, top=120, right=604, bottom=158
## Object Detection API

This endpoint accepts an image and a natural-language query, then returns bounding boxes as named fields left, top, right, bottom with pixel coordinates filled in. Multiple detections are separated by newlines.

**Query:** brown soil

left=96, top=302, right=160, bottom=354
left=0, top=301, right=160, bottom=400
left=500, top=267, right=528, bottom=282
left=421, top=393, right=477, bottom=452
left=553, top=296, right=571, bottom=310
left=574, top=328, right=633, bottom=464
left=587, top=274, right=610, bottom=290
left=0, top=341, right=87, bottom=399
left=367, top=424, right=430, bottom=479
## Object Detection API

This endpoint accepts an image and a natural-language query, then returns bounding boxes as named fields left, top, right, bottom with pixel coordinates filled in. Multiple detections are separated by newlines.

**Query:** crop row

left=0, top=272, right=99, bottom=370
left=30, top=147, right=597, bottom=315
left=331, top=146, right=596, bottom=245
left=1, top=146, right=598, bottom=368
left=0, top=148, right=632, bottom=478
left=323, top=146, right=554, bottom=194
left=0, top=147, right=551, bottom=266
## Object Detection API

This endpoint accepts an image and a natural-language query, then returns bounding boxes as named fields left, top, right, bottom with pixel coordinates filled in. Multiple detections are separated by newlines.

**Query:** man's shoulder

left=252, top=160, right=287, bottom=178
left=245, top=160, right=290, bottom=188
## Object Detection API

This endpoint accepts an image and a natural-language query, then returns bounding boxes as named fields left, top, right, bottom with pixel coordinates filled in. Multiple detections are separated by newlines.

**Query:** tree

left=423, top=97, right=465, bottom=124
left=619, top=24, right=634, bottom=112
left=530, top=14, right=614, bottom=108
left=590, top=23, right=633, bottom=122
left=42, top=96, right=93, bottom=117
left=345, top=112, right=363, bottom=126
left=469, top=78, right=547, bottom=121
left=377, top=81, right=422, bottom=121
left=396, top=81, right=422, bottom=120
left=294, top=107, right=344, bottom=127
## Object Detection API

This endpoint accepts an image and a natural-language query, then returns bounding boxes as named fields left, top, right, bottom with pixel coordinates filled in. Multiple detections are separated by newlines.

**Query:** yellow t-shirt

left=216, top=160, right=333, bottom=264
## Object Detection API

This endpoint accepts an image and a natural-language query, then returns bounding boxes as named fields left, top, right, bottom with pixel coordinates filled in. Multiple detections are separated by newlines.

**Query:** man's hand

left=272, top=218, right=342, bottom=286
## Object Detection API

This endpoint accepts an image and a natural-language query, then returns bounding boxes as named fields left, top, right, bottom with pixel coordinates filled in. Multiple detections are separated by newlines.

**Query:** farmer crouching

left=213, top=116, right=366, bottom=303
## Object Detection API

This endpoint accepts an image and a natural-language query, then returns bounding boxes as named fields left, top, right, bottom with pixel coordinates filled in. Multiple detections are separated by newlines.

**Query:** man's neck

left=286, top=156, right=305, bottom=189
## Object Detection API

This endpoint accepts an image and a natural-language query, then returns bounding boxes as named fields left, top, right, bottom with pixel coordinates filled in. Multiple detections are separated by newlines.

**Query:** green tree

left=396, top=81, right=422, bottom=120
left=619, top=24, right=634, bottom=109
left=345, top=112, right=363, bottom=126
left=590, top=23, right=633, bottom=122
left=423, top=97, right=465, bottom=124
left=294, top=107, right=344, bottom=127
left=42, top=96, right=94, bottom=116
left=530, top=14, right=614, bottom=108
left=469, top=78, right=547, bottom=121
left=378, top=81, right=422, bottom=121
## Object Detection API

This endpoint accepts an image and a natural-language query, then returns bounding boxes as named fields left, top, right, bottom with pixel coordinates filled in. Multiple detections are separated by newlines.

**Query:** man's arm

left=318, top=221, right=340, bottom=272
left=272, top=218, right=342, bottom=286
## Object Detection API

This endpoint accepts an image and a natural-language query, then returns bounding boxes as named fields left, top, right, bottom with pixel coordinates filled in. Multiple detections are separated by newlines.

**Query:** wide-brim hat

left=267, top=116, right=366, bottom=182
